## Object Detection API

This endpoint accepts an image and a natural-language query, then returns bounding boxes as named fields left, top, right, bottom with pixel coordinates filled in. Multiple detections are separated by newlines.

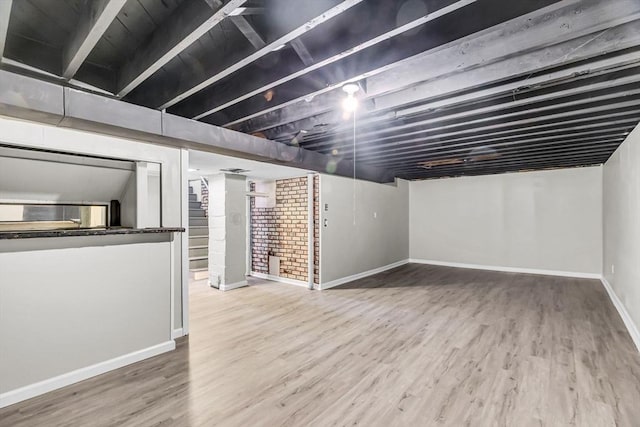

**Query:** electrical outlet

left=611, top=264, right=615, bottom=274
left=373, top=212, right=377, bottom=219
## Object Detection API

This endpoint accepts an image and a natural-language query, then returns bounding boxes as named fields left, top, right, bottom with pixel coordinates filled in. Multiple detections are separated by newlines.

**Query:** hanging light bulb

left=342, top=83, right=360, bottom=112
left=343, top=96, right=358, bottom=112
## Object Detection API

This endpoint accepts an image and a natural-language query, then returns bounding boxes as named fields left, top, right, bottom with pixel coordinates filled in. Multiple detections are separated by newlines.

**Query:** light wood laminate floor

left=2, top=264, right=640, bottom=426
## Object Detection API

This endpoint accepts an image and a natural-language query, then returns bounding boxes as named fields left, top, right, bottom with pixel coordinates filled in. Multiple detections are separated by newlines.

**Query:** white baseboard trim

left=220, top=280, right=248, bottom=291
left=172, top=328, right=184, bottom=339
left=601, top=277, right=640, bottom=353
left=0, top=340, right=176, bottom=409
left=250, top=271, right=312, bottom=289
left=319, top=259, right=410, bottom=290
left=408, top=258, right=601, bottom=280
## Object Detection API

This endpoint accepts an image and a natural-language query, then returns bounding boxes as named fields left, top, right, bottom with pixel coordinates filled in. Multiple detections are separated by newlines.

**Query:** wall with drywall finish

left=603, top=124, right=640, bottom=348
left=0, top=116, right=186, bottom=331
left=208, top=173, right=247, bottom=290
left=409, top=167, right=603, bottom=275
left=320, top=175, right=409, bottom=286
left=0, top=234, right=173, bottom=401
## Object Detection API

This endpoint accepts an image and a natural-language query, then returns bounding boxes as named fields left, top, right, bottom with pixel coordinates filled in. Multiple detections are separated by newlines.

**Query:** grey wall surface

left=320, top=175, right=409, bottom=284
left=208, top=173, right=247, bottom=287
left=409, top=167, right=603, bottom=274
left=0, top=234, right=172, bottom=394
left=0, top=156, right=133, bottom=204
left=0, top=116, right=185, bottom=330
left=603, top=124, right=640, bottom=332
left=225, top=174, right=248, bottom=285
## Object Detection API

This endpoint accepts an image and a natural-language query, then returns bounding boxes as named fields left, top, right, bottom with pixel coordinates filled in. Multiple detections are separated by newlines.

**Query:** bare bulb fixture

left=342, top=83, right=360, bottom=112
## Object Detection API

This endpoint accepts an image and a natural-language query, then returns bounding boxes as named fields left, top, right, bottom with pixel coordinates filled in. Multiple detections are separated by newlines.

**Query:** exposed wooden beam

left=229, top=7, right=264, bottom=15
left=363, top=124, right=637, bottom=165
left=262, top=20, right=640, bottom=143
left=319, top=88, right=640, bottom=163
left=157, top=0, right=366, bottom=110
left=116, top=0, right=247, bottom=98
left=399, top=156, right=611, bottom=178
left=306, top=60, right=640, bottom=152
left=62, top=0, right=127, bottom=80
left=379, top=138, right=626, bottom=169
left=188, top=0, right=475, bottom=120
left=392, top=143, right=623, bottom=171
left=340, top=103, right=640, bottom=158
left=0, top=0, right=12, bottom=58
left=229, top=15, right=265, bottom=49
left=223, top=0, right=640, bottom=133
left=392, top=150, right=616, bottom=175
left=290, top=39, right=314, bottom=66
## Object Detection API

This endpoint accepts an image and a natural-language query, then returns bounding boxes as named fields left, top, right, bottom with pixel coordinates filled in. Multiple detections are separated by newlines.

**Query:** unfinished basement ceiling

left=1, top=0, right=638, bottom=180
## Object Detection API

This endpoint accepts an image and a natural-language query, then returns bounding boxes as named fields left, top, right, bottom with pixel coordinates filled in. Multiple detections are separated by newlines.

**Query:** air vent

left=220, top=168, right=250, bottom=174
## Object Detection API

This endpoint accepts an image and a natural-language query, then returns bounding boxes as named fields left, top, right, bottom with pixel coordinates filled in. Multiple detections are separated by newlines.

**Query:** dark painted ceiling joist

left=311, top=101, right=640, bottom=156
left=229, top=15, right=266, bottom=49
left=62, top=0, right=127, bottom=80
left=155, top=0, right=366, bottom=111
left=394, top=139, right=625, bottom=169
left=366, top=128, right=634, bottom=167
left=350, top=112, right=640, bottom=164
left=115, top=0, right=247, bottom=98
left=396, top=151, right=613, bottom=175
left=357, top=121, right=639, bottom=164
left=398, top=155, right=612, bottom=179
left=179, top=0, right=475, bottom=121
left=251, top=17, right=640, bottom=140
left=398, top=147, right=620, bottom=173
left=224, top=0, right=640, bottom=134
left=306, top=74, right=640, bottom=155
left=401, top=160, right=611, bottom=179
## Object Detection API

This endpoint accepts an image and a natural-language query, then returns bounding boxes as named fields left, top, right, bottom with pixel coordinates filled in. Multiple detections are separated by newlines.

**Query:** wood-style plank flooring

left=2, top=264, right=640, bottom=426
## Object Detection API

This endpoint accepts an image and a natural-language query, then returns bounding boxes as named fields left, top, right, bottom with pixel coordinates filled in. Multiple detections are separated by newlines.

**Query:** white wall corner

left=0, top=341, right=176, bottom=409
left=600, top=277, right=640, bottom=353
left=219, top=280, right=248, bottom=291
left=319, top=259, right=410, bottom=290
left=408, top=259, right=602, bottom=280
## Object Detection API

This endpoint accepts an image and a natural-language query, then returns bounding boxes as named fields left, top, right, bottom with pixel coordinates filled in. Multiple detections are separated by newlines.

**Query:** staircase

left=189, top=184, right=208, bottom=280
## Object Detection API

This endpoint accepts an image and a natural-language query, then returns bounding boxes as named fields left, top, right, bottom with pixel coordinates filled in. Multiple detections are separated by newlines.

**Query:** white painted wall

left=320, top=175, right=409, bottom=285
left=410, top=167, right=603, bottom=275
left=208, top=173, right=247, bottom=289
left=0, top=116, right=186, bottom=330
left=0, top=234, right=172, bottom=398
left=603, top=124, right=640, bottom=341
left=0, top=156, right=133, bottom=204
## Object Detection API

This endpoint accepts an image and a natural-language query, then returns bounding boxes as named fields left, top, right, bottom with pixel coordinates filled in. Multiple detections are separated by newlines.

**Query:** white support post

left=307, top=173, right=314, bottom=289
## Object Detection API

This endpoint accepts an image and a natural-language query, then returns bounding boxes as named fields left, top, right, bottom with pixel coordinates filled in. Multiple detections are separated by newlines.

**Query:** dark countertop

left=0, top=227, right=185, bottom=240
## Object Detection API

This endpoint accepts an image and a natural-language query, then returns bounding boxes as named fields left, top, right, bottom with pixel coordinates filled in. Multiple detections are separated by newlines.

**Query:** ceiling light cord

left=353, top=110, right=357, bottom=226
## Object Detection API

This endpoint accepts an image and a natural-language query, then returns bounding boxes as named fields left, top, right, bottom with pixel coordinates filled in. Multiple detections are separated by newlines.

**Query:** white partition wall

left=409, top=167, right=603, bottom=277
left=319, top=175, right=409, bottom=288
left=603, top=125, right=640, bottom=350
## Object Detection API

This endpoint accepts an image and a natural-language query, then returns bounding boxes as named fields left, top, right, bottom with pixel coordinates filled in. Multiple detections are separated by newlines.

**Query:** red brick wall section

left=251, top=176, right=316, bottom=282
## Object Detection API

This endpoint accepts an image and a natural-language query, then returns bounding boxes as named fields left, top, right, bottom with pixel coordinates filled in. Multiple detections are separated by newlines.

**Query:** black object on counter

left=109, top=200, right=121, bottom=227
